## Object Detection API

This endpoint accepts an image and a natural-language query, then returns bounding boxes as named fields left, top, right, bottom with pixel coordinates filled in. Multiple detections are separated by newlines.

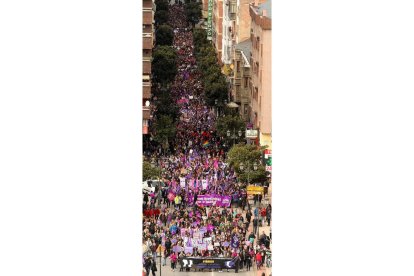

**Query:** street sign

left=245, top=129, right=258, bottom=138
left=264, top=149, right=272, bottom=172
left=246, top=185, right=264, bottom=195
left=207, top=0, right=213, bottom=40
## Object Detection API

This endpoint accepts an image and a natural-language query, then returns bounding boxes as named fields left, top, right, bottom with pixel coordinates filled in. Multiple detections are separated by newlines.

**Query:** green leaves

left=227, top=144, right=268, bottom=184
left=185, top=1, right=202, bottom=26
left=153, top=88, right=180, bottom=123
left=143, top=161, right=161, bottom=181
left=192, top=29, right=229, bottom=107
left=215, top=115, right=245, bottom=139
left=152, top=46, right=177, bottom=85
left=153, top=115, right=176, bottom=149
left=156, top=24, right=174, bottom=46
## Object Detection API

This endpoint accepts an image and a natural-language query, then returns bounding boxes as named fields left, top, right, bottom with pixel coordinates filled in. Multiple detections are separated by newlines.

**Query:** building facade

left=231, top=39, right=251, bottom=121
left=249, top=0, right=271, bottom=148
left=229, top=0, right=257, bottom=121
left=212, top=0, right=223, bottom=62
left=221, top=0, right=236, bottom=64
left=142, top=0, right=155, bottom=135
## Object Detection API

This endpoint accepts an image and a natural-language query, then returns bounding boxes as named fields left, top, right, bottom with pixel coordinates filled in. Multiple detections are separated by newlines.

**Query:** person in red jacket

left=260, top=207, right=267, bottom=226
left=256, top=251, right=263, bottom=270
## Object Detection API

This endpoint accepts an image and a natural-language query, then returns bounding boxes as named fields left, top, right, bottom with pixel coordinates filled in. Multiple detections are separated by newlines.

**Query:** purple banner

left=196, top=194, right=231, bottom=207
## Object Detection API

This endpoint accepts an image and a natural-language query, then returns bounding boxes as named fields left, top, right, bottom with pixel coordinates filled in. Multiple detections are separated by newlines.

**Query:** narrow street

left=143, top=3, right=272, bottom=276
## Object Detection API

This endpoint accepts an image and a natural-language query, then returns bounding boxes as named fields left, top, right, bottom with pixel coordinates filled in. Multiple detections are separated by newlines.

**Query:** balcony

left=143, top=60, right=151, bottom=74
left=142, top=82, right=151, bottom=99
left=143, top=107, right=151, bottom=120
left=143, top=10, right=153, bottom=25
left=143, top=36, right=153, bottom=49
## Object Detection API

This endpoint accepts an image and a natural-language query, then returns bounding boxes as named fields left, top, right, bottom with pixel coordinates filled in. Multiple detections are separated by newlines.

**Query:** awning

left=226, top=102, right=239, bottom=108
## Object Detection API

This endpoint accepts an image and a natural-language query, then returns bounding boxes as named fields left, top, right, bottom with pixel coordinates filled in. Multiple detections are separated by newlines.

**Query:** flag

left=202, top=140, right=210, bottom=147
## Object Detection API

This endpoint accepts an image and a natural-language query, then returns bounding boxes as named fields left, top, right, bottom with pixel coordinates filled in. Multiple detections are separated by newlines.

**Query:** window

left=230, top=3, right=236, bottom=13
left=244, top=104, right=248, bottom=115
left=261, top=44, right=263, bottom=57
left=237, top=61, right=240, bottom=72
left=244, top=77, right=249, bottom=88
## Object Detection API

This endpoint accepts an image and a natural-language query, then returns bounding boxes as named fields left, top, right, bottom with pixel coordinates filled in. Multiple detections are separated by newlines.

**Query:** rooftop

left=235, top=39, right=252, bottom=62
left=257, top=0, right=271, bottom=19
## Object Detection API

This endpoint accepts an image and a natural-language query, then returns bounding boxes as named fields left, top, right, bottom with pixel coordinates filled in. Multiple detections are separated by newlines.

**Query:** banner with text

left=196, top=194, right=231, bottom=207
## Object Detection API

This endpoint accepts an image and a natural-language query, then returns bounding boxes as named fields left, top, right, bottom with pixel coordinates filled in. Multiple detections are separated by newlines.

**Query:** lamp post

left=227, top=129, right=243, bottom=146
left=239, top=161, right=258, bottom=186
left=214, top=99, right=228, bottom=117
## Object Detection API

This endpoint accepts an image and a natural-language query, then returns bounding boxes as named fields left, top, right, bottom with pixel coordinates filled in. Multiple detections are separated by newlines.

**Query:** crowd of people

left=142, top=3, right=271, bottom=273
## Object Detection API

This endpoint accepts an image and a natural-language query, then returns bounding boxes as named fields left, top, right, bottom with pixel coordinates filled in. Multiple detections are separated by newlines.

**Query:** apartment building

left=142, top=0, right=154, bottom=135
left=221, top=0, right=236, bottom=64
left=231, top=39, right=252, bottom=121
left=249, top=0, right=271, bottom=148
left=229, top=0, right=259, bottom=120
left=212, top=0, right=223, bottom=62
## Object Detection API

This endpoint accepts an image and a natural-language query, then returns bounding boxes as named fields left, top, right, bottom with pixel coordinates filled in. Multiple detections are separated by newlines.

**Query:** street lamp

left=239, top=161, right=258, bottom=186
left=214, top=99, right=228, bottom=117
left=227, top=129, right=244, bottom=146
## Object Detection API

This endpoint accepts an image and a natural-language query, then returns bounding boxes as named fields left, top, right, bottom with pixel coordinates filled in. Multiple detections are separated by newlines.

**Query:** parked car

left=142, top=180, right=167, bottom=194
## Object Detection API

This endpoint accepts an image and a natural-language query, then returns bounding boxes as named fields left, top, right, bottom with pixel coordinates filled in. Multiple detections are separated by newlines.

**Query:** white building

left=221, top=0, right=236, bottom=64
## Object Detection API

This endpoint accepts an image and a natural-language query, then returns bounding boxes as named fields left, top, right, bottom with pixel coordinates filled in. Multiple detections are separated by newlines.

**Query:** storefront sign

left=207, top=0, right=213, bottom=40
left=264, top=149, right=272, bottom=172
left=246, top=185, right=264, bottom=195
left=245, top=129, right=258, bottom=138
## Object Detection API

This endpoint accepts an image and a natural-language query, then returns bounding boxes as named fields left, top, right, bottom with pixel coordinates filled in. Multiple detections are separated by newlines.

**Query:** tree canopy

left=185, top=1, right=202, bottom=27
left=152, top=46, right=177, bottom=86
left=215, top=115, right=245, bottom=139
left=143, top=161, right=161, bottom=181
left=154, top=9, right=169, bottom=26
left=153, top=115, right=176, bottom=150
left=155, top=0, right=169, bottom=11
left=226, top=144, right=269, bottom=184
left=153, top=88, right=180, bottom=123
left=156, top=24, right=174, bottom=46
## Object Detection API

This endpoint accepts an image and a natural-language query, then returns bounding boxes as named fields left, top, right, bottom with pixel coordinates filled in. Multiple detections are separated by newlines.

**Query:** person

left=165, top=238, right=172, bottom=256
left=245, top=253, right=252, bottom=271
left=151, top=258, right=157, bottom=276
left=253, top=217, right=258, bottom=235
left=170, top=251, right=178, bottom=271
left=266, top=208, right=271, bottom=226
left=248, top=232, right=255, bottom=245
left=259, top=231, right=267, bottom=246
left=256, top=251, right=262, bottom=270
left=144, top=257, right=152, bottom=276
left=260, top=207, right=267, bottom=226
left=254, top=206, right=259, bottom=218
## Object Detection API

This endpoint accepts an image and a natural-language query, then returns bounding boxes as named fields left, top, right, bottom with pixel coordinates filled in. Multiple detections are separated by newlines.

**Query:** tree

left=215, top=115, right=245, bottom=139
left=143, top=161, right=161, bottom=181
left=154, top=88, right=180, bottom=122
left=226, top=144, right=268, bottom=184
left=155, top=0, right=169, bottom=11
left=153, top=115, right=176, bottom=150
left=204, top=79, right=228, bottom=106
left=193, top=29, right=207, bottom=49
left=185, top=1, right=202, bottom=27
left=154, top=10, right=169, bottom=26
left=156, top=24, right=174, bottom=46
left=152, top=46, right=177, bottom=86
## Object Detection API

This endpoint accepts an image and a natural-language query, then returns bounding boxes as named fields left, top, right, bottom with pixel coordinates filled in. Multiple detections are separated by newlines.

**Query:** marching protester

left=142, top=2, right=271, bottom=273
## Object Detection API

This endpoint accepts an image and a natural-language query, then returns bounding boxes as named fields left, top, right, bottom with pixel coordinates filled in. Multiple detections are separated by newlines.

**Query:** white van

left=142, top=180, right=166, bottom=194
